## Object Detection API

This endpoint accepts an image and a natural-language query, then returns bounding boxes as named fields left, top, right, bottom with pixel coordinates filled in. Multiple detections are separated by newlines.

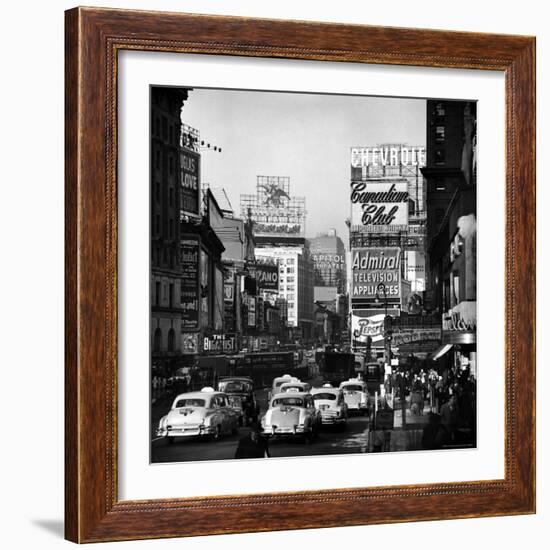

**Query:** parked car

left=156, top=387, right=239, bottom=443
left=261, top=392, right=321, bottom=443
left=339, top=378, right=370, bottom=415
left=217, top=376, right=259, bottom=425
left=311, top=384, right=348, bottom=429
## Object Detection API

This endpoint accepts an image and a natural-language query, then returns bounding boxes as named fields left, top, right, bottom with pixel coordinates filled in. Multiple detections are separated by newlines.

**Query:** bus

left=234, top=351, right=307, bottom=387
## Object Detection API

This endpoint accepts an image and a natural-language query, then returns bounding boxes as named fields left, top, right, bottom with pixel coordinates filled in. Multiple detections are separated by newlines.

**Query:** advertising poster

left=255, top=263, right=279, bottom=291
left=352, top=310, right=386, bottom=345
left=351, top=247, right=401, bottom=306
left=350, top=181, right=409, bottom=229
left=240, top=176, right=306, bottom=239
left=180, top=238, right=200, bottom=330
left=179, top=149, right=200, bottom=217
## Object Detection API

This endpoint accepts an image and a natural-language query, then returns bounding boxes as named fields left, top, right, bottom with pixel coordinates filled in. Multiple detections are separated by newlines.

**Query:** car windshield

left=312, top=393, right=337, bottom=401
left=272, top=397, right=304, bottom=407
left=281, top=385, right=302, bottom=392
left=227, top=395, right=242, bottom=406
left=220, top=381, right=251, bottom=393
left=174, top=398, right=206, bottom=408
left=342, top=385, right=364, bottom=392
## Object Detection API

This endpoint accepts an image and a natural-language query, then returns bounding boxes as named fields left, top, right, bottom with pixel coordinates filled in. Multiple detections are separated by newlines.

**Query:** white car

left=268, top=374, right=300, bottom=401
left=311, top=385, right=348, bottom=428
left=339, top=378, right=370, bottom=415
left=156, top=387, right=239, bottom=443
left=279, top=381, right=311, bottom=394
left=261, top=392, right=321, bottom=442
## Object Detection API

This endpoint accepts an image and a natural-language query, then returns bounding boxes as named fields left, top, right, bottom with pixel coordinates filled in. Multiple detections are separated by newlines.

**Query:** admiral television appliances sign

left=351, top=247, right=401, bottom=305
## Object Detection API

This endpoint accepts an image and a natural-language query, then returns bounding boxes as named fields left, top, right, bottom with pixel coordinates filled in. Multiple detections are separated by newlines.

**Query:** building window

left=434, top=149, right=446, bottom=165
left=155, top=214, right=160, bottom=235
left=169, top=283, right=174, bottom=308
left=286, top=276, right=295, bottom=283
left=169, top=156, right=174, bottom=175
left=155, top=281, right=161, bottom=305
left=161, top=116, right=167, bottom=140
left=155, top=149, right=161, bottom=170
left=435, top=125, right=445, bottom=142
left=155, top=182, right=160, bottom=202
left=169, top=219, right=174, bottom=239
left=287, top=285, right=295, bottom=291
left=167, top=328, right=175, bottom=352
left=153, top=328, right=162, bottom=352
left=169, top=187, right=174, bottom=206
left=287, top=267, right=295, bottom=274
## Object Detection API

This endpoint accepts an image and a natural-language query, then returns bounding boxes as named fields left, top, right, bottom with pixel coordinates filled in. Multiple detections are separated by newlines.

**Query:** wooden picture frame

left=65, top=6, right=536, bottom=543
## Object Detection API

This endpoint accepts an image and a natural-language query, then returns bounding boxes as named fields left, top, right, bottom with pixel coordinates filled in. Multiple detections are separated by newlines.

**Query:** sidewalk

left=376, top=396, right=431, bottom=452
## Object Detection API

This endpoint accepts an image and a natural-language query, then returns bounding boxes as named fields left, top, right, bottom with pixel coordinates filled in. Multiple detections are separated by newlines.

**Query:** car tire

left=167, top=436, right=175, bottom=444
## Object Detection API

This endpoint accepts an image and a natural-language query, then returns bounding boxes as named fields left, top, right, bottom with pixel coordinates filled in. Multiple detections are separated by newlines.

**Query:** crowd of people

left=378, top=363, right=476, bottom=450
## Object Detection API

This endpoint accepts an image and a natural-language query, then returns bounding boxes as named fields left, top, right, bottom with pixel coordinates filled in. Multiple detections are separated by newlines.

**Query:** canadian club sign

left=351, top=247, right=401, bottom=305
left=350, top=181, right=409, bottom=228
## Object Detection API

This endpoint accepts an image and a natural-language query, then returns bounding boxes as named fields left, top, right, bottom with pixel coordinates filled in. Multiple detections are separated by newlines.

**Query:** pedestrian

left=422, top=413, right=447, bottom=449
left=440, top=394, right=459, bottom=441
left=234, top=421, right=270, bottom=459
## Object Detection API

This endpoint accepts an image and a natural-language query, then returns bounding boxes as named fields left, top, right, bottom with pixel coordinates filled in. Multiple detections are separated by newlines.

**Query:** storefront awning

left=432, top=344, right=453, bottom=361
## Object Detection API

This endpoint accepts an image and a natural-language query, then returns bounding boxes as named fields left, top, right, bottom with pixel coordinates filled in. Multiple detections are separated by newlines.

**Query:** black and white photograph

left=150, top=86, right=477, bottom=463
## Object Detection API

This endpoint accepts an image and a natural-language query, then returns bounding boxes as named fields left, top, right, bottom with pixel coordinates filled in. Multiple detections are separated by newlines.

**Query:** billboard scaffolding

left=240, top=176, right=306, bottom=240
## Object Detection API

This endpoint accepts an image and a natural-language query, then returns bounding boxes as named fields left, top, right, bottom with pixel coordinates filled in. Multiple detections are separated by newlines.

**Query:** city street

left=150, top=376, right=441, bottom=462
left=151, top=413, right=371, bottom=463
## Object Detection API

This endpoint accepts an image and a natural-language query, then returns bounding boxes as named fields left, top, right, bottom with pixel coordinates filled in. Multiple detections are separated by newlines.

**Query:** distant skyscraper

left=308, top=229, right=347, bottom=293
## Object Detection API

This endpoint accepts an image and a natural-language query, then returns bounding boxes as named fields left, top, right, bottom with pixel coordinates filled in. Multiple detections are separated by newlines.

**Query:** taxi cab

left=268, top=374, right=300, bottom=401
left=339, top=378, right=370, bottom=415
left=311, top=384, right=348, bottom=428
left=156, top=387, right=240, bottom=443
left=261, top=391, right=321, bottom=443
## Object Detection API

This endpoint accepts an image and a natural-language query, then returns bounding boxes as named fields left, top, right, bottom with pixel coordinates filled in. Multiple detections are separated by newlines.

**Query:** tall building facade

left=255, top=247, right=314, bottom=342
left=150, top=87, right=190, bottom=370
left=348, top=144, right=427, bottom=354
left=422, top=100, right=477, bottom=375
left=308, top=229, right=347, bottom=293
left=241, top=176, right=314, bottom=343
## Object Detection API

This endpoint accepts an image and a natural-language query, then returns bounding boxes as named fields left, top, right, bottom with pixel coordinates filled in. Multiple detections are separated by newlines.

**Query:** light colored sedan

left=311, top=385, right=348, bottom=428
left=261, top=392, right=321, bottom=443
left=279, top=381, right=311, bottom=394
left=156, top=387, right=239, bottom=443
left=339, top=378, right=370, bottom=415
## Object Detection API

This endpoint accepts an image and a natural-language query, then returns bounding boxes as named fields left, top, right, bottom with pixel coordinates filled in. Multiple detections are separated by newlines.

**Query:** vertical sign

left=180, top=149, right=200, bottom=217
left=180, top=238, right=200, bottom=330
left=247, top=296, right=256, bottom=327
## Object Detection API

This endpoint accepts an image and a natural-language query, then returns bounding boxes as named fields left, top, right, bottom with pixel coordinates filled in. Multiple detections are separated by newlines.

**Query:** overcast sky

left=180, top=88, right=426, bottom=245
